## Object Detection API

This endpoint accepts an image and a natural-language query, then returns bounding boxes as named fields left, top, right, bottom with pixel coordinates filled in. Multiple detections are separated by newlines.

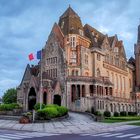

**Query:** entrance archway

left=28, top=87, right=36, bottom=110
left=43, top=92, right=47, bottom=105
left=53, top=95, right=61, bottom=106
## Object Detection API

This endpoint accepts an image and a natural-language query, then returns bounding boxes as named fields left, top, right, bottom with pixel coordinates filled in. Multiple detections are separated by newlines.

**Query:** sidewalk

left=0, top=112, right=139, bottom=134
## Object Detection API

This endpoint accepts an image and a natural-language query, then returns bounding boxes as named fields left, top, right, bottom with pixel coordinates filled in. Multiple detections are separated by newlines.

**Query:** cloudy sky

left=0, top=0, right=140, bottom=97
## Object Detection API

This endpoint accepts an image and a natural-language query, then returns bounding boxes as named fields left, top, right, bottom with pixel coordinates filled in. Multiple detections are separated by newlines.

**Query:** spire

left=58, top=6, right=83, bottom=35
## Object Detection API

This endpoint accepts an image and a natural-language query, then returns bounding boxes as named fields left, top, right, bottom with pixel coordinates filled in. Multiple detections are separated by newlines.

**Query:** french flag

left=28, top=50, right=42, bottom=61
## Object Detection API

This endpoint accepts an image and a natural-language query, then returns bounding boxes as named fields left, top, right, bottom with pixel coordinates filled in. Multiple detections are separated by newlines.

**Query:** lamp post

left=40, top=50, right=43, bottom=110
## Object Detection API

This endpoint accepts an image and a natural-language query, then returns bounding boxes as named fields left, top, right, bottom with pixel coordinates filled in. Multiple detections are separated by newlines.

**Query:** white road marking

left=92, top=133, right=111, bottom=136
left=0, top=135, right=22, bottom=139
left=116, top=134, right=136, bottom=138
left=130, top=135, right=140, bottom=139
left=80, top=134, right=91, bottom=136
left=0, top=138, right=11, bottom=140
left=103, top=133, right=123, bottom=137
left=3, top=134, right=32, bottom=138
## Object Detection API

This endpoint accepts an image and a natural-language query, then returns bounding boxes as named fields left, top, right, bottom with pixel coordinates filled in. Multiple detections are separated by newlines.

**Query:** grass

left=101, top=116, right=140, bottom=123
left=129, top=122, right=140, bottom=126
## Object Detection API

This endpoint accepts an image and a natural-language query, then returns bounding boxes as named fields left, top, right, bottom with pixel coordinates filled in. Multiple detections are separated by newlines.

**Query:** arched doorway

left=43, top=92, right=47, bottom=105
left=28, top=87, right=36, bottom=110
left=53, top=95, right=61, bottom=106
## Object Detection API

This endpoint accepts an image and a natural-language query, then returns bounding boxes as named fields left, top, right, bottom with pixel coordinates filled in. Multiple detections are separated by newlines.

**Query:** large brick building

left=17, top=6, right=140, bottom=113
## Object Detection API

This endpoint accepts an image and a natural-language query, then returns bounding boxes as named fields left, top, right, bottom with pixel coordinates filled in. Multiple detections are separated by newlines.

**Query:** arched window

left=97, top=68, right=100, bottom=77
left=72, top=70, right=75, bottom=76
left=76, top=70, right=78, bottom=76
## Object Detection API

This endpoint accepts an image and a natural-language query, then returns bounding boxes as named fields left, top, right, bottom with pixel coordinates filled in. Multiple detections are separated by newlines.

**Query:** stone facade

left=17, top=6, right=139, bottom=114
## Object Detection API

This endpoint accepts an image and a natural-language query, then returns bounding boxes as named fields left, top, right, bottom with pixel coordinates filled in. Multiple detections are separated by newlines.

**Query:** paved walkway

left=0, top=112, right=138, bottom=134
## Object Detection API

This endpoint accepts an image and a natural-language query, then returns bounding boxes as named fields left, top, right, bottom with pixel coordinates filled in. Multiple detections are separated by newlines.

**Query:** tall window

left=97, top=54, right=101, bottom=61
left=70, top=51, right=77, bottom=64
left=76, top=71, right=79, bottom=76
left=97, top=68, right=100, bottom=77
left=70, top=36, right=76, bottom=48
left=72, top=70, right=75, bottom=76
left=115, top=57, right=119, bottom=66
left=85, top=54, right=88, bottom=65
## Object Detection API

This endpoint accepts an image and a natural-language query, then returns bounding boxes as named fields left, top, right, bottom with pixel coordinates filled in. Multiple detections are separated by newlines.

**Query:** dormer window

left=79, top=29, right=83, bottom=36
left=114, top=47, right=118, bottom=53
left=61, top=21, right=64, bottom=29
left=92, top=31, right=94, bottom=36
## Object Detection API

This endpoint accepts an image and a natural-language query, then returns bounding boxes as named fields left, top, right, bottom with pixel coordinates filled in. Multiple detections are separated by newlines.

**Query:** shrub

left=37, top=109, right=47, bottom=120
left=120, top=111, right=127, bottom=116
left=34, top=103, right=45, bottom=111
left=0, top=103, right=20, bottom=111
left=36, top=104, right=68, bottom=120
left=128, top=112, right=137, bottom=116
left=114, top=112, right=119, bottom=117
left=46, top=104, right=59, bottom=108
left=94, top=111, right=102, bottom=116
left=104, top=111, right=111, bottom=117
left=57, top=106, right=68, bottom=116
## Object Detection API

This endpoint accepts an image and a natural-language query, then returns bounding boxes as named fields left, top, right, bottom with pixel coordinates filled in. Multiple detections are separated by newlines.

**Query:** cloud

left=0, top=0, right=140, bottom=97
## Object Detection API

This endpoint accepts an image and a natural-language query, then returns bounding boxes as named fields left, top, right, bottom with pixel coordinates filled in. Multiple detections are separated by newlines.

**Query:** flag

left=28, top=53, right=34, bottom=61
left=37, top=50, right=42, bottom=59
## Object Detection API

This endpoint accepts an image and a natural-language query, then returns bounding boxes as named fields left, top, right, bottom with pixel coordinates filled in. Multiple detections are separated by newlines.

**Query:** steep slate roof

left=108, top=36, right=115, bottom=47
left=84, top=24, right=105, bottom=48
left=128, top=57, right=135, bottom=66
left=58, top=6, right=83, bottom=35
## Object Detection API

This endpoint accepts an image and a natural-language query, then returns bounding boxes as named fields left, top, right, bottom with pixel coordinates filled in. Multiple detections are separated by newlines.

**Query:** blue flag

left=37, top=50, right=42, bottom=59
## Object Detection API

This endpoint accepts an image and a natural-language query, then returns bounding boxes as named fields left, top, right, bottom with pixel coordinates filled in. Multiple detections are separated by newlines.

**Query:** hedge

left=114, top=112, right=119, bottom=117
left=34, top=103, right=46, bottom=110
left=105, top=116, right=140, bottom=121
left=120, top=111, right=127, bottom=116
left=37, top=104, right=68, bottom=120
left=104, top=111, right=111, bottom=117
left=0, top=103, right=20, bottom=111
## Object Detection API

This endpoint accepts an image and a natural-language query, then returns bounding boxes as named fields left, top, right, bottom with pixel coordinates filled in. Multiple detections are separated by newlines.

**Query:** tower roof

left=58, top=6, right=83, bottom=35
left=60, top=5, right=80, bottom=19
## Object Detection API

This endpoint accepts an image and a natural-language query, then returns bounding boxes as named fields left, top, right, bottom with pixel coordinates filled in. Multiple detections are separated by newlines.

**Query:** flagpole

left=40, top=50, right=42, bottom=110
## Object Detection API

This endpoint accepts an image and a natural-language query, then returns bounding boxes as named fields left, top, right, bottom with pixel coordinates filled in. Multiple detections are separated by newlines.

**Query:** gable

left=20, top=64, right=31, bottom=85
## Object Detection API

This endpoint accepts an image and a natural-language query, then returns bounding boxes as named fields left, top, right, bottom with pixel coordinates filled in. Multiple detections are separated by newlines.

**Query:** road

left=0, top=127, right=140, bottom=140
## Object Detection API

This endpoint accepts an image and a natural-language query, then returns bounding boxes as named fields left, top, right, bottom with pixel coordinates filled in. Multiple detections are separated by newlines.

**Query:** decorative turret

left=58, top=6, right=83, bottom=35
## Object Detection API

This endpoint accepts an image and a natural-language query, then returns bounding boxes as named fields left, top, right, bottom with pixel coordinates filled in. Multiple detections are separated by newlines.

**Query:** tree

left=2, top=88, right=17, bottom=104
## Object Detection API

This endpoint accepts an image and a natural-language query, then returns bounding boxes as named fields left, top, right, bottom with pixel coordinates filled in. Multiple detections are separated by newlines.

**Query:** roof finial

left=69, top=4, right=71, bottom=8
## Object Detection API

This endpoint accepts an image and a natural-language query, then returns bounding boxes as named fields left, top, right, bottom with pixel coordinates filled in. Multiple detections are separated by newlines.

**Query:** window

left=97, top=54, right=101, bottom=61
left=72, top=70, right=75, bottom=76
left=110, top=56, right=113, bottom=64
left=70, top=36, right=76, bottom=48
left=105, top=54, right=109, bottom=63
left=76, top=71, right=78, bottom=76
left=97, top=68, right=100, bottom=77
left=79, top=29, right=84, bottom=36
left=61, top=21, right=64, bottom=29
left=115, top=57, right=119, bottom=66
left=114, top=47, right=118, bottom=53
left=85, top=54, right=88, bottom=64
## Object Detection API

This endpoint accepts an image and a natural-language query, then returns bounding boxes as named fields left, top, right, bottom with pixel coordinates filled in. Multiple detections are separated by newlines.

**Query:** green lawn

left=101, top=116, right=140, bottom=123
left=129, top=122, right=140, bottom=126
